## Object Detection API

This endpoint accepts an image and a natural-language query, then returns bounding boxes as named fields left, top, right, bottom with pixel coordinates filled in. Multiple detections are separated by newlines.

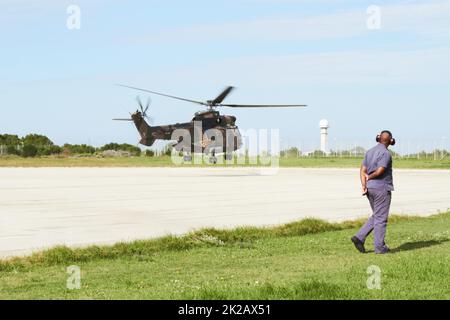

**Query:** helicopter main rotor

left=117, top=84, right=307, bottom=110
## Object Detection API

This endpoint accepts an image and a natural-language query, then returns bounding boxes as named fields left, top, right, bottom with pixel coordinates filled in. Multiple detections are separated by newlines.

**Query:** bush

left=145, top=150, right=155, bottom=157
left=102, top=150, right=131, bottom=157
left=163, top=145, right=173, bottom=156
left=6, top=145, right=21, bottom=156
left=100, top=143, right=141, bottom=156
left=41, top=145, right=62, bottom=156
left=22, top=144, right=38, bottom=158
left=310, top=150, right=327, bottom=157
left=0, top=134, right=21, bottom=146
left=63, top=144, right=96, bottom=155
left=281, top=147, right=300, bottom=158
left=21, top=134, right=55, bottom=156
left=21, top=134, right=54, bottom=147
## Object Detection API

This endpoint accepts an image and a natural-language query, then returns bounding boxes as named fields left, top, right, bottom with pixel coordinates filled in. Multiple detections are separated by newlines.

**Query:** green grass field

left=1, top=213, right=449, bottom=300
left=1, top=155, right=450, bottom=169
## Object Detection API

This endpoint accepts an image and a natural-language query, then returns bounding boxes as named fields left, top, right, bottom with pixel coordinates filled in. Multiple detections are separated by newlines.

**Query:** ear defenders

left=376, top=130, right=396, bottom=146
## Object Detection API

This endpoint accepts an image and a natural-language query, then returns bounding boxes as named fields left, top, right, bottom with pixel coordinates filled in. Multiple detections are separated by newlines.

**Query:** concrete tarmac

left=1, top=167, right=449, bottom=257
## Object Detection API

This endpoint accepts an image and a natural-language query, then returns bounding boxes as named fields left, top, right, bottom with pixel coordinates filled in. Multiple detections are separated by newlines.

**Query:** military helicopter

left=114, top=85, right=306, bottom=162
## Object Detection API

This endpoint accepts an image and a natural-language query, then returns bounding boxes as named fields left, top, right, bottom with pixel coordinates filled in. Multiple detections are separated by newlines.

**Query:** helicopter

left=114, top=85, right=306, bottom=163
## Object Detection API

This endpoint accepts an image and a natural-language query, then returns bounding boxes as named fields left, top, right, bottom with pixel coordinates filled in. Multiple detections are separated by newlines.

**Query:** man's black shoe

left=375, top=247, right=391, bottom=254
left=351, top=236, right=366, bottom=254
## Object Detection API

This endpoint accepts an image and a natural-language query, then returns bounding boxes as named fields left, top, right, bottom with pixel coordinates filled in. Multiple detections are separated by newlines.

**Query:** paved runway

left=1, top=167, right=449, bottom=257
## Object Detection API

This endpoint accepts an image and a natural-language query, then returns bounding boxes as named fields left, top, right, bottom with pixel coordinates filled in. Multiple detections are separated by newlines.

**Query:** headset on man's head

left=376, top=130, right=396, bottom=146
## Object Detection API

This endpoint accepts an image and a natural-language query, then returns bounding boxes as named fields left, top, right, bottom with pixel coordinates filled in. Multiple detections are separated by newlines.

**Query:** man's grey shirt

left=363, top=143, right=394, bottom=191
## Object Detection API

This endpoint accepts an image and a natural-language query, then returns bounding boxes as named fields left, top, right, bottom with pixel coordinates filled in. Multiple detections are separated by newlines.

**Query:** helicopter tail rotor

left=136, top=95, right=154, bottom=124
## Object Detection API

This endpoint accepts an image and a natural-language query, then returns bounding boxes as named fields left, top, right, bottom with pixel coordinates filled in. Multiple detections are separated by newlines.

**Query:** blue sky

left=1, top=0, right=449, bottom=153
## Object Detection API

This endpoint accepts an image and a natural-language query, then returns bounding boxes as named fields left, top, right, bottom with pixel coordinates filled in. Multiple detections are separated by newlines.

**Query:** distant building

left=319, top=119, right=330, bottom=154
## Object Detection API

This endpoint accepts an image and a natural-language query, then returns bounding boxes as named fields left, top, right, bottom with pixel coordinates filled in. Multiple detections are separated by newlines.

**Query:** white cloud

left=383, top=1, right=450, bottom=37
left=142, top=1, right=450, bottom=43
left=164, top=46, right=450, bottom=86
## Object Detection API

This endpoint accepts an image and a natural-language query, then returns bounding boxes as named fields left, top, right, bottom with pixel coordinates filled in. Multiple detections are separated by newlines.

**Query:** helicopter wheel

left=209, top=150, right=217, bottom=164
left=225, top=153, right=233, bottom=161
left=183, top=154, right=192, bottom=162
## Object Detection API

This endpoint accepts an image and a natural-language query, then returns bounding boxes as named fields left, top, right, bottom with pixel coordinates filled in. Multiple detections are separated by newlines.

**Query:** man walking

left=351, top=130, right=396, bottom=254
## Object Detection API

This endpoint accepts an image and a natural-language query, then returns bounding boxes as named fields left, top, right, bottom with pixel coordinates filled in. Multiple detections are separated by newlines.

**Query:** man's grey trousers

left=356, top=188, right=392, bottom=254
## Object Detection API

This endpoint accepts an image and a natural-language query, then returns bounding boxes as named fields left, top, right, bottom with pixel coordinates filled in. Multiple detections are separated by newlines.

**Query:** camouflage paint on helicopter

left=115, top=85, right=306, bottom=158
left=130, top=109, right=242, bottom=156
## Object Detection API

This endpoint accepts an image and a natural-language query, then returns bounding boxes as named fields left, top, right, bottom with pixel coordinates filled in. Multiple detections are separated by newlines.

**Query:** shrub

left=0, top=134, right=21, bottom=146
left=63, top=144, right=96, bottom=155
left=145, top=150, right=155, bottom=157
left=281, top=147, right=300, bottom=158
left=6, top=145, right=21, bottom=156
left=22, top=134, right=54, bottom=148
left=163, top=145, right=173, bottom=156
left=22, top=134, right=55, bottom=156
left=22, top=144, right=38, bottom=158
left=100, top=143, right=141, bottom=156
left=42, top=145, right=62, bottom=156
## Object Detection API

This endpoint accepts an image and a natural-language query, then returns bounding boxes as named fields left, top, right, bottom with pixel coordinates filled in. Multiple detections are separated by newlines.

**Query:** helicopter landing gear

left=208, top=150, right=218, bottom=164
left=225, top=153, right=233, bottom=161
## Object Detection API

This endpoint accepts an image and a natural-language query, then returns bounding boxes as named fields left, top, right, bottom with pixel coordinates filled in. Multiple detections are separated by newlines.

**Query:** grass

left=1, top=212, right=449, bottom=299
left=1, top=155, right=450, bottom=169
left=280, top=156, right=450, bottom=169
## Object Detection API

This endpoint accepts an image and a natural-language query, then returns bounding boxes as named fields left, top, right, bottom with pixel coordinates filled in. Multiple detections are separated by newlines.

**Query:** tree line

left=0, top=134, right=142, bottom=158
left=280, top=146, right=448, bottom=159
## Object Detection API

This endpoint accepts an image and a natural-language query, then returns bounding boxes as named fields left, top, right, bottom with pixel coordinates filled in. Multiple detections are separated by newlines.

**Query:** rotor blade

left=211, top=86, right=235, bottom=105
left=144, top=96, right=151, bottom=114
left=117, top=84, right=207, bottom=106
left=220, top=104, right=307, bottom=108
left=113, top=118, right=133, bottom=121
left=136, top=96, right=144, bottom=112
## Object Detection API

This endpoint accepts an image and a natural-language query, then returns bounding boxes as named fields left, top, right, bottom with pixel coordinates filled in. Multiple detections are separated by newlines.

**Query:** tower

left=319, top=119, right=330, bottom=154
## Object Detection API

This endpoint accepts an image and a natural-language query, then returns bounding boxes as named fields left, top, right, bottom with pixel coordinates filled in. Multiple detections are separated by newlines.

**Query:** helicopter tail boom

left=131, top=112, right=155, bottom=146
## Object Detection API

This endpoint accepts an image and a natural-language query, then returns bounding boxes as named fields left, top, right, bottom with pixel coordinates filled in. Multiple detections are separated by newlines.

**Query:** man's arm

left=368, top=151, right=390, bottom=181
left=360, top=165, right=368, bottom=195
left=367, top=167, right=386, bottom=181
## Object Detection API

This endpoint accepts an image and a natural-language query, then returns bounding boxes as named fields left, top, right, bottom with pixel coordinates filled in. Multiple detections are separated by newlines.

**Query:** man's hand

left=360, top=165, right=369, bottom=196
left=362, top=186, right=368, bottom=196
left=367, top=167, right=386, bottom=181
left=362, top=174, right=368, bottom=195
